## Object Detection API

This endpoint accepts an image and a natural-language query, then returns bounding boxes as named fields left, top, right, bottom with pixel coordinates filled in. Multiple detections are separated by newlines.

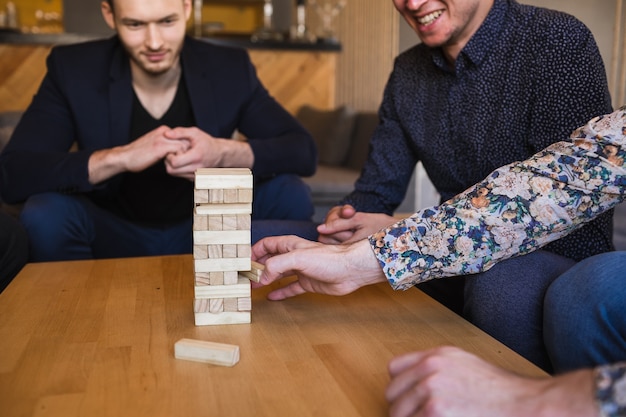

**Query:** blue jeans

left=544, top=251, right=626, bottom=373
left=419, top=250, right=576, bottom=371
left=20, top=174, right=318, bottom=262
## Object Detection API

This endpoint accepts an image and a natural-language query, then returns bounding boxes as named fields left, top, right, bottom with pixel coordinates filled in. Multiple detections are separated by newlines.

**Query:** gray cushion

left=296, top=105, right=356, bottom=166
left=345, top=112, right=379, bottom=171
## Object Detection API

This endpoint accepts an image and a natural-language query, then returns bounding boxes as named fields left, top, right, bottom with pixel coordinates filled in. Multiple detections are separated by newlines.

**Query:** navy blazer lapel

left=181, top=39, right=219, bottom=135
left=108, top=44, right=134, bottom=146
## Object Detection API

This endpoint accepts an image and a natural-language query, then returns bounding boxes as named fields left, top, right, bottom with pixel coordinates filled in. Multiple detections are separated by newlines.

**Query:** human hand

left=317, top=204, right=396, bottom=244
left=88, top=125, right=189, bottom=184
left=251, top=236, right=386, bottom=300
left=386, top=346, right=596, bottom=417
left=163, top=127, right=253, bottom=180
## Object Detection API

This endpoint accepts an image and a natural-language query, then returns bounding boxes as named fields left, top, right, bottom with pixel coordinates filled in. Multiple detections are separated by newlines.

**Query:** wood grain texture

left=0, top=45, right=337, bottom=114
left=0, top=255, right=546, bottom=417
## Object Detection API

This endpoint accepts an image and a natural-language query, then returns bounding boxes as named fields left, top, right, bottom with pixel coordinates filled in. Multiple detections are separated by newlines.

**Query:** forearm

left=214, top=138, right=254, bottom=169
left=88, top=147, right=128, bottom=184
left=369, top=108, right=626, bottom=290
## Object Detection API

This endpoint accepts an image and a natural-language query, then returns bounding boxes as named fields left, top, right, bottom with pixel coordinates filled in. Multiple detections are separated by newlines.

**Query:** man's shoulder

left=51, top=37, right=118, bottom=56
left=48, top=36, right=120, bottom=68
left=508, top=0, right=591, bottom=37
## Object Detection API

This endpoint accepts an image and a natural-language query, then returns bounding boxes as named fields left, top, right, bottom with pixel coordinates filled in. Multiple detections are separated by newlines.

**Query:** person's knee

left=544, top=252, right=626, bottom=372
left=20, top=193, right=79, bottom=236
left=19, top=193, right=93, bottom=261
left=545, top=252, right=626, bottom=319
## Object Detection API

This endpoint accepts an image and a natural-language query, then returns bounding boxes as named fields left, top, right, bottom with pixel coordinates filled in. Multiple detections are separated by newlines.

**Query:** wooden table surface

left=0, top=255, right=545, bottom=417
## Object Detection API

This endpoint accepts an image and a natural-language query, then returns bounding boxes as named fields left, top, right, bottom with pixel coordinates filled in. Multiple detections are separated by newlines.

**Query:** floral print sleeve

left=595, top=362, right=626, bottom=416
left=369, top=107, right=626, bottom=290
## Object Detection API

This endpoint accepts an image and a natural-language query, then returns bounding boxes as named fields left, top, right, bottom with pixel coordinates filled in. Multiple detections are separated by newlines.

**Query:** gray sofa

left=295, top=105, right=416, bottom=222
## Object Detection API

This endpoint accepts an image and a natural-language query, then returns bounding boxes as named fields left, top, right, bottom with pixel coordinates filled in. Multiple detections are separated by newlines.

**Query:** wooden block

left=193, top=230, right=250, bottom=245
left=194, top=257, right=251, bottom=273
left=237, top=244, right=251, bottom=258
left=223, top=270, right=239, bottom=285
left=194, top=311, right=251, bottom=326
left=223, top=188, right=239, bottom=203
left=195, top=203, right=252, bottom=215
left=209, top=298, right=224, bottom=313
left=194, top=278, right=251, bottom=299
left=174, top=338, right=240, bottom=366
left=193, top=244, right=208, bottom=259
left=195, top=272, right=211, bottom=286
left=193, top=298, right=210, bottom=312
left=222, top=244, right=237, bottom=258
left=237, top=297, right=252, bottom=312
left=207, top=244, right=223, bottom=258
left=209, top=271, right=224, bottom=286
left=195, top=168, right=253, bottom=190
left=239, top=260, right=264, bottom=283
left=209, top=189, right=223, bottom=203
left=236, top=214, right=251, bottom=230
left=238, top=188, right=253, bottom=203
left=223, top=297, right=239, bottom=312
left=194, top=188, right=209, bottom=204
left=208, top=215, right=223, bottom=231
left=222, top=215, right=237, bottom=231
left=193, top=214, right=208, bottom=231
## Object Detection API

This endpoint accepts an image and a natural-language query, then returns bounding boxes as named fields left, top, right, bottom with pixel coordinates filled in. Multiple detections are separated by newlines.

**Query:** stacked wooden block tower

left=193, top=168, right=253, bottom=326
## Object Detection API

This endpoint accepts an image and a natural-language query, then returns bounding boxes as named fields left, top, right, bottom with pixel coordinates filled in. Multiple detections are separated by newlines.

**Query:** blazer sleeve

left=0, top=46, right=96, bottom=204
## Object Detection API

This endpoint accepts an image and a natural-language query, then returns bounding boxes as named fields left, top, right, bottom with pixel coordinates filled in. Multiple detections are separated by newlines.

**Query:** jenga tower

left=192, top=168, right=253, bottom=326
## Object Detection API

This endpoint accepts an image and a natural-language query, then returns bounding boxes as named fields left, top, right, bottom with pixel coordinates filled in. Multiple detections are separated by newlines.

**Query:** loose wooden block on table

left=174, top=338, right=240, bottom=366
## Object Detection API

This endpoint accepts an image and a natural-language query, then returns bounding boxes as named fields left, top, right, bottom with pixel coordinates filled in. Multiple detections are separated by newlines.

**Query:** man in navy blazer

left=0, top=0, right=318, bottom=261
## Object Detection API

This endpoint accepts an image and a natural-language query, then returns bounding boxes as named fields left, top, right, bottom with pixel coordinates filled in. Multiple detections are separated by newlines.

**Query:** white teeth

left=417, top=10, right=443, bottom=25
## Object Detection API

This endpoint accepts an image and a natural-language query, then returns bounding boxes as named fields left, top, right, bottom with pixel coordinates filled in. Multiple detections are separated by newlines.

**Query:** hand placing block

left=239, top=260, right=264, bottom=283
left=174, top=338, right=240, bottom=367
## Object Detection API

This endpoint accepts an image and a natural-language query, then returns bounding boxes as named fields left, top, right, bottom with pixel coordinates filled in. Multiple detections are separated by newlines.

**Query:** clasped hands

left=88, top=125, right=252, bottom=185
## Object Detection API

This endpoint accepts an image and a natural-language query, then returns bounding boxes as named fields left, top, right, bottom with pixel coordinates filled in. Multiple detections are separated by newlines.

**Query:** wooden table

left=0, top=255, right=545, bottom=417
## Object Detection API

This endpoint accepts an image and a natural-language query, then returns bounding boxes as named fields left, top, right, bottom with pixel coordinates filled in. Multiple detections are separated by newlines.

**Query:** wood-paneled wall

left=309, top=0, right=399, bottom=112
left=0, top=43, right=336, bottom=114
left=610, top=0, right=626, bottom=107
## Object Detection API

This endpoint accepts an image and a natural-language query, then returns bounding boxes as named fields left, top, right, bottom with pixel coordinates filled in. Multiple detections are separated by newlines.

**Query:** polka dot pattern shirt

left=343, top=0, right=614, bottom=261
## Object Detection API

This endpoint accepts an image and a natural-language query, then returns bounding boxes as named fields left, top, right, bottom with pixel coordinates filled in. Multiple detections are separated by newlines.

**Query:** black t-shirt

left=116, top=75, right=196, bottom=225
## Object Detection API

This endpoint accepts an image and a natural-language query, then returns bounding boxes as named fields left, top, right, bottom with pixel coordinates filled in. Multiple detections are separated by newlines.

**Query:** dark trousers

left=0, top=210, right=29, bottom=292
left=20, top=174, right=318, bottom=262
left=418, top=250, right=577, bottom=372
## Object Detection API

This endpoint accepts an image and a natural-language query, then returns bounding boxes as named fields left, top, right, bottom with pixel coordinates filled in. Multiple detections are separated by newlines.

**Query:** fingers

left=251, top=235, right=317, bottom=261
left=389, top=351, right=429, bottom=377
left=386, top=351, right=436, bottom=417
left=317, top=230, right=355, bottom=244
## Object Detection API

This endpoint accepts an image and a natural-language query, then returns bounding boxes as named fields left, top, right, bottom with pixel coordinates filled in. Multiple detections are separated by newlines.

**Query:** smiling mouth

left=417, top=10, right=443, bottom=25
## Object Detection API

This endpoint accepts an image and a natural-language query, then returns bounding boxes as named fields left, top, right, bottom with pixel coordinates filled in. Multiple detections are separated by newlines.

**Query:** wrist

left=344, top=239, right=387, bottom=289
